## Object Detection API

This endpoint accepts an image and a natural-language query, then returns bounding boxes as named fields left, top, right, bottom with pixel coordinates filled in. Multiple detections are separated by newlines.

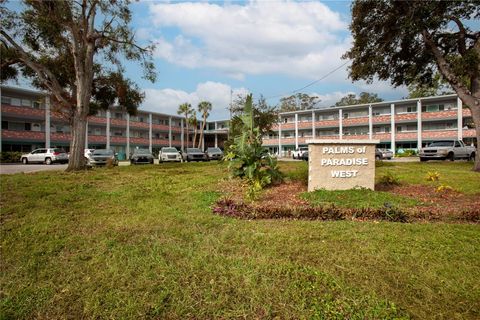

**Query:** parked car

left=292, top=147, right=308, bottom=159
left=159, top=147, right=182, bottom=162
left=419, top=140, right=476, bottom=162
left=84, top=148, right=95, bottom=158
left=375, top=148, right=393, bottom=160
left=206, top=147, right=224, bottom=160
left=130, top=148, right=154, bottom=164
left=21, top=148, right=69, bottom=164
left=301, top=151, right=309, bottom=161
left=182, top=148, right=209, bottom=162
left=86, top=149, right=118, bottom=167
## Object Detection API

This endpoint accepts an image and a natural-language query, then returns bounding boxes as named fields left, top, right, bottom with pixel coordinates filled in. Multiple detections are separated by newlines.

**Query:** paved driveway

left=0, top=163, right=68, bottom=175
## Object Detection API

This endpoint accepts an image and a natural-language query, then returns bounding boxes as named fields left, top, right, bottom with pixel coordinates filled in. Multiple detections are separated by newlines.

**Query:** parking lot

left=0, top=163, right=68, bottom=175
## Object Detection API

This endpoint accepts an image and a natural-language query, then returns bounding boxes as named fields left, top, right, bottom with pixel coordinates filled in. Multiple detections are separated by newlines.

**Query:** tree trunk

left=66, top=113, right=87, bottom=171
left=469, top=104, right=480, bottom=171
left=198, top=118, right=205, bottom=150
left=193, top=127, right=197, bottom=148
left=185, top=116, right=189, bottom=148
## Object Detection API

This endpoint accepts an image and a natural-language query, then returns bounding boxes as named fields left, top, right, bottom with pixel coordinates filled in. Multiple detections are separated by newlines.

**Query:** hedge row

left=0, top=152, right=23, bottom=163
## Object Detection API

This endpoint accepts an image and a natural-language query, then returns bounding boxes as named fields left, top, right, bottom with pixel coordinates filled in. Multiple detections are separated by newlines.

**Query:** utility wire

left=264, top=61, right=349, bottom=100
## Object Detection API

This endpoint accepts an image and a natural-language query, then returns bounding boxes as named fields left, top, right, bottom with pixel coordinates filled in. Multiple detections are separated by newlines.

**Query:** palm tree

left=197, top=101, right=212, bottom=150
left=177, top=103, right=193, bottom=149
left=189, top=116, right=198, bottom=148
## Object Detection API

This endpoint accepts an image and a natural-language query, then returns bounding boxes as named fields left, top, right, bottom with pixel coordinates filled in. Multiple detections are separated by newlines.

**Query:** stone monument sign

left=306, top=139, right=379, bottom=191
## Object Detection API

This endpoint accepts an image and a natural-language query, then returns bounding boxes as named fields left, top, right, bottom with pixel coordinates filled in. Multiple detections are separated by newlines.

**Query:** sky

left=4, top=0, right=414, bottom=120
left=126, top=0, right=413, bottom=120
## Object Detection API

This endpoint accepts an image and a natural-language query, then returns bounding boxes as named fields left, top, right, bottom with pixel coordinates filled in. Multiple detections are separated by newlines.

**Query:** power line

left=264, top=61, right=349, bottom=100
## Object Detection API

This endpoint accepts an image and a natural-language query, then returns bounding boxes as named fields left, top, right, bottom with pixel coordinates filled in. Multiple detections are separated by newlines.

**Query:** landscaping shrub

left=425, top=171, right=440, bottom=181
left=395, top=149, right=418, bottom=157
left=377, top=171, right=400, bottom=186
left=225, top=94, right=282, bottom=200
left=0, top=151, right=23, bottom=163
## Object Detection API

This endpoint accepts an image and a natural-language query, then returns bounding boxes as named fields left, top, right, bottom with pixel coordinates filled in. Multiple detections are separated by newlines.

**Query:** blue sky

left=127, top=0, right=413, bottom=120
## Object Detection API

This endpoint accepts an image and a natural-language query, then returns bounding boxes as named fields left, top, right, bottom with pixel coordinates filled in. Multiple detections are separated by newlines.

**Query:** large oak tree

left=343, top=0, right=480, bottom=170
left=1, top=0, right=155, bottom=171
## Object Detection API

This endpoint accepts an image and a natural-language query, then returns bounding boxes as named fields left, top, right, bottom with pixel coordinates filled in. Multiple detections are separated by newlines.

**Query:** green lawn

left=1, top=162, right=479, bottom=319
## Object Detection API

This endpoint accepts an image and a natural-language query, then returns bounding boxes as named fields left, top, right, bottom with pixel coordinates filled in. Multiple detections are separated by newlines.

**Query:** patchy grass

left=302, top=188, right=419, bottom=209
left=1, top=162, right=479, bottom=319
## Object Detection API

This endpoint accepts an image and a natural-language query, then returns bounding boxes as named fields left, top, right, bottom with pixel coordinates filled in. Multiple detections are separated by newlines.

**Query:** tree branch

left=450, top=16, right=467, bottom=55
left=1, top=30, right=71, bottom=107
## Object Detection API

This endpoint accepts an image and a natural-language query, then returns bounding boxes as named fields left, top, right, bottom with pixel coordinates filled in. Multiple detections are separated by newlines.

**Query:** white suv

left=292, top=147, right=308, bottom=159
left=21, top=148, right=69, bottom=165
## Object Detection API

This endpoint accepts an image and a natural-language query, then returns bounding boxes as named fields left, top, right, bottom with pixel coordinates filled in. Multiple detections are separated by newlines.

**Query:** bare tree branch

left=1, top=30, right=70, bottom=107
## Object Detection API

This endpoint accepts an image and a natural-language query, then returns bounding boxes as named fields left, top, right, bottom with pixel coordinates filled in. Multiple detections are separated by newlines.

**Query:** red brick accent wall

left=2, top=105, right=45, bottom=118
left=151, top=123, right=170, bottom=131
left=344, top=134, right=369, bottom=140
left=297, top=122, right=313, bottom=129
left=282, top=138, right=296, bottom=145
left=129, top=121, right=149, bottom=130
left=111, top=136, right=127, bottom=143
left=89, top=136, right=107, bottom=143
left=343, top=117, right=368, bottom=126
left=279, top=123, right=296, bottom=130
left=130, top=137, right=149, bottom=145
left=2, top=130, right=45, bottom=141
left=88, top=116, right=108, bottom=124
left=462, top=109, right=472, bottom=117
left=396, top=132, right=417, bottom=140
left=463, top=129, right=476, bottom=138
left=316, top=135, right=339, bottom=140
left=372, top=115, right=391, bottom=124
left=422, top=110, right=456, bottom=120
left=110, top=119, right=127, bottom=126
left=373, top=133, right=391, bottom=141
left=152, top=139, right=169, bottom=146
left=422, top=131, right=457, bottom=139
left=262, top=138, right=278, bottom=146
left=395, top=113, right=416, bottom=122
left=315, top=120, right=340, bottom=128
left=51, top=132, right=71, bottom=142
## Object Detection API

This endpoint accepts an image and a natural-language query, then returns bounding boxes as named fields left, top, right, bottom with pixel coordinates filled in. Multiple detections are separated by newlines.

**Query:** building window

left=1, top=97, right=11, bottom=105
left=24, top=123, right=31, bottom=131
left=2, top=121, right=8, bottom=129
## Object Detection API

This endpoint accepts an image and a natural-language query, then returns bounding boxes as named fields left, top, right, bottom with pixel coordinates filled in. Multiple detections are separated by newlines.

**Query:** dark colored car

left=86, top=149, right=118, bottom=167
left=206, top=147, right=223, bottom=160
left=182, top=148, right=209, bottom=162
left=130, top=148, right=154, bottom=164
left=301, top=151, right=309, bottom=161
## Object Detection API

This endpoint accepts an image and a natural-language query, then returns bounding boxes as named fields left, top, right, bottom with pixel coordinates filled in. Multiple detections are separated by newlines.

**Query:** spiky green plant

left=224, top=94, right=282, bottom=200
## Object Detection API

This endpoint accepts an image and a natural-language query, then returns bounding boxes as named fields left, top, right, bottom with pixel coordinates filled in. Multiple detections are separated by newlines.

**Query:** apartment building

left=1, top=85, right=476, bottom=158
left=0, top=86, right=229, bottom=156
left=262, top=95, right=476, bottom=157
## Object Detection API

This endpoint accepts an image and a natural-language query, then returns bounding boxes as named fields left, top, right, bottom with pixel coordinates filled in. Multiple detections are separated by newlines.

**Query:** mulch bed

left=214, top=179, right=480, bottom=223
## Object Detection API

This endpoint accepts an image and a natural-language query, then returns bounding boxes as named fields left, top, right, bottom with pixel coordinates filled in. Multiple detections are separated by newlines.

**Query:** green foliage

left=0, top=151, right=23, bottom=163
left=334, top=92, right=383, bottom=107
left=279, top=93, right=321, bottom=112
left=377, top=171, right=400, bottom=186
left=425, top=171, right=440, bottom=182
left=225, top=94, right=282, bottom=200
left=407, top=73, right=454, bottom=98
left=396, top=149, right=418, bottom=157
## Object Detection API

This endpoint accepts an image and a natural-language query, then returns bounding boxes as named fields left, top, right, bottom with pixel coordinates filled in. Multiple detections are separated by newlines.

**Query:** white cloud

left=148, top=1, right=350, bottom=80
left=141, top=81, right=248, bottom=120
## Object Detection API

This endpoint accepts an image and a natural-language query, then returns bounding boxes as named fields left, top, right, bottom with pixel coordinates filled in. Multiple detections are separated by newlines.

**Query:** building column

left=106, top=110, right=111, bottom=149
left=45, top=96, right=51, bottom=148
left=311, top=110, right=316, bottom=139
left=457, top=97, right=463, bottom=141
left=0, top=86, right=2, bottom=152
left=149, top=113, right=152, bottom=152
left=417, top=100, right=422, bottom=149
left=168, top=116, right=172, bottom=147
left=126, top=113, right=130, bottom=158
left=180, top=118, right=184, bottom=152
left=85, top=120, right=88, bottom=149
left=338, top=109, right=343, bottom=139
left=214, top=121, right=218, bottom=148
left=368, top=104, right=373, bottom=140
left=294, top=113, right=299, bottom=149
left=390, top=103, right=396, bottom=154
left=278, top=116, right=282, bottom=158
